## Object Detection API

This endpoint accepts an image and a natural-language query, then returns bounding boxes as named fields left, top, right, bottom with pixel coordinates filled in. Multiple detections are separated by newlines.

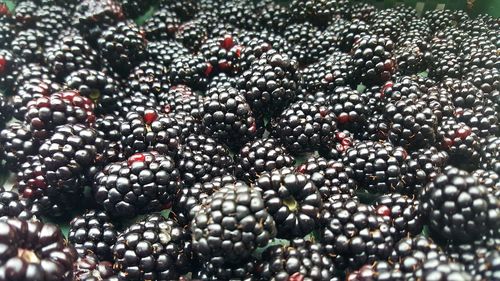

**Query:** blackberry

left=38, top=124, right=107, bottom=193
left=441, top=78, right=485, bottom=109
left=464, top=68, right=499, bottom=106
left=0, top=4, right=15, bottom=49
left=94, top=151, right=181, bottom=217
left=419, top=167, right=500, bottom=242
left=15, top=156, right=81, bottom=217
left=428, top=52, right=462, bottom=81
left=403, top=146, right=449, bottom=196
left=143, top=7, right=180, bottom=41
left=327, top=18, right=370, bottom=53
left=326, top=86, right=370, bottom=135
left=413, top=258, right=472, bottom=280
left=299, top=51, right=354, bottom=92
left=73, top=254, right=116, bottom=281
left=374, top=193, right=423, bottom=241
left=297, top=156, right=358, bottom=202
left=13, top=1, right=38, bottom=29
left=201, top=86, right=258, bottom=148
left=191, top=181, right=277, bottom=266
left=119, top=0, right=154, bottom=19
left=113, top=213, right=193, bottom=280
left=290, top=0, right=350, bottom=28
left=0, top=219, right=77, bottom=281
left=24, top=90, right=95, bottom=140
left=480, top=136, right=500, bottom=173
left=383, top=96, right=438, bottom=150
left=173, top=175, right=237, bottom=226
left=424, top=9, right=468, bottom=32
left=255, top=167, right=322, bottom=239
left=115, top=92, right=160, bottom=118
left=72, top=0, right=124, bottom=45
left=44, top=31, right=100, bottom=81
left=200, top=34, right=243, bottom=75
left=147, top=40, right=190, bottom=69
left=175, top=19, right=208, bottom=52
left=68, top=210, right=118, bottom=261
left=283, top=22, right=319, bottom=65
left=0, top=187, right=39, bottom=221
left=437, top=118, right=481, bottom=171
left=394, top=43, right=430, bottom=76
left=420, top=85, right=456, bottom=121
left=455, top=105, right=498, bottom=138
left=10, top=29, right=48, bottom=64
left=65, top=69, right=123, bottom=114
left=473, top=169, right=500, bottom=195
left=94, top=115, right=124, bottom=163
left=237, top=38, right=274, bottom=73
left=126, top=61, right=169, bottom=97
left=33, top=5, right=70, bottom=43
left=234, top=138, right=295, bottom=183
left=219, top=0, right=260, bottom=31
left=306, top=29, right=340, bottom=63
left=257, top=1, right=290, bottom=34
left=168, top=54, right=213, bottom=90
left=270, top=100, right=338, bottom=154
left=462, top=45, right=499, bottom=74
left=208, top=73, right=238, bottom=90
left=258, top=239, right=336, bottom=281
left=320, top=199, right=394, bottom=270
left=12, top=63, right=55, bottom=92
left=342, top=140, right=409, bottom=194
left=392, top=4, right=418, bottom=24
left=237, top=50, right=299, bottom=117
left=12, top=77, right=61, bottom=120
left=177, top=134, right=234, bottom=186
left=194, top=259, right=257, bottom=281
left=161, top=0, right=199, bottom=21
left=349, top=2, right=376, bottom=22
left=157, top=85, right=203, bottom=118
left=369, top=10, right=404, bottom=41
left=0, top=122, right=40, bottom=171
left=97, top=21, right=147, bottom=77
left=350, top=34, right=396, bottom=86
left=0, top=94, right=12, bottom=129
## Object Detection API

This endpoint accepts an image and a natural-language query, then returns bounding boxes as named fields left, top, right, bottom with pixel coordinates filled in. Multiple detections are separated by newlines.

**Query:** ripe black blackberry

left=320, top=199, right=394, bottom=270
left=326, top=87, right=370, bottom=135
left=12, top=62, right=56, bottom=92
left=383, top=96, right=438, bottom=150
left=39, top=124, right=107, bottom=193
left=424, top=9, right=468, bottom=32
left=73, top=253, right=116, bottom=281
left=94, top=115, right=124, bottom=164
left=270, top=100, right=338, bottom=154
left=0, top=122, right=40, bottom=171
left=65, top=69, right=122, bottom=114
left=126, top=61, right=169, bottom=97
left=114, top=92, right=160, bottom=118
left=94, top=151, right=181, bottom=217
left=420, top=84, right=456, bottom=122
left=349, top=2, right=376, bottom=22
left=255, top=167, right=322, bottom=239
left=413, top=258, right=472, bottom=280
left=168, top=54, right=213, bottom=90
left=480, top=136, right=500, bottom=173
left=419, top=167, right=500, bottom=242
left=455, top=105, right=498, bottom=139
left=441, top=78, right=486, bottom=109
left=119, top=110, right=199, bottom=157
left=191, top=181, right=277, bottom=266
left=369, top=10, right=404, bottom=41
left=207, top=73, right=238, bottom=91
left=12, top=78, right=61, bottom=120
left=113, top=213, right=194, bottom=280
left=177, top=134, right=234, bottom=186
left=327, top=18, right=370, bottom=53
left=24, top=90, right=95, bottom=140
left=258, top=239, right=336, bottom=281
left=143, top=7, right=180, bottom=41
left=219, top=0, right=260, bottom=31
left=119, top=0, right=153, bottom=19
left=237, top=50, right=299, bottom=117
left=472, top=169, right=500, bottom=196
left=33, top=5, right=69, bottom=42
left=173, top=175, right=237, bottom=226
left=306, top=29, right=341, bottom=63
left=0, top=4, right=15, bottom=49
left=374, top=193, right=423, bottom=241
left=157, top=85, right=203, bottom=118
left=297, top=156, right=358, bottom=202
left=437, top=118, right=481, bottom=171
left=0, top=187, right=39, bottom=221
left=342, top=140, right=409, bottom=194
left=147, top=40, right=190, bottom=69
left=44, top=31, right=100, bottom=81
left=68, top=210, right=118, bottom=261
left=464, top=68, right=499, bottom=102
left=13, top=1, right=38, bottom=29
left=194, top=259, right=258, bottom=281
left=234, top=138, right=295, bottom=183
left=175, top=19, right=208, bottom=52
left=428, top=52, right=462, bottom=81
left=403, top=146, right=449, bottom=196
left=290, top=0, right=350, bottom=28
left=256, top=1, right=290, bottom=34
left=394, top=43, right=430, bottom=76
left=97, top=20, right=147, bottom=77
left=15, top=156, right=82, bottom=217
left=350, top=34, right=396, bottom=86
left=10, top=29, right=48, bottom=64
left=200, top=34, right=243, bottom=75
left=299, top=51, right=354, bottom=92
left=0, top=219, right=77, bottom=281
left=161, top=0, right=198, bottom=21
left=201, top=86, right=259, bottom=148
left=72, top=0, right=124, bottom=45
left=283, top=22, right=319, bottom=65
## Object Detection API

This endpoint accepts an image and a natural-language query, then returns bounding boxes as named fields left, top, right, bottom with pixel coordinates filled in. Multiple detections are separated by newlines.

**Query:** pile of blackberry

left=0, top=1, right=498, bottom=280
